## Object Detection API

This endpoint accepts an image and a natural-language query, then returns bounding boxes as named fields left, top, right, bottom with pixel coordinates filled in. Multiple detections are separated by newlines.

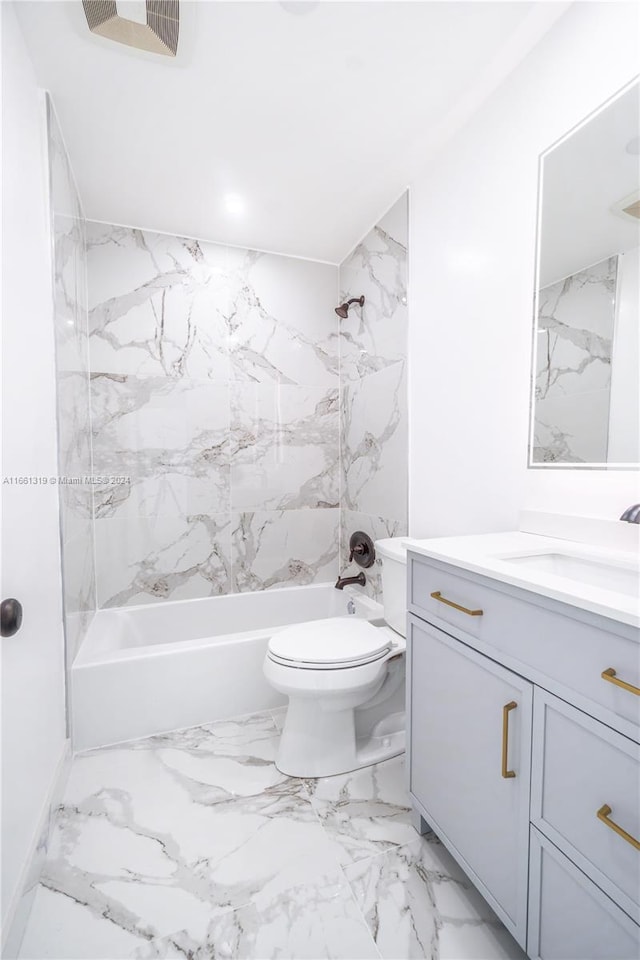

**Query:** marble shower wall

left=533, top=256, right=617, bottom=463
left=338, top=194, right=408, bottom=600
left=86, top=224, right=340, bottom=607
left=47, top=98, right=96, bottom=663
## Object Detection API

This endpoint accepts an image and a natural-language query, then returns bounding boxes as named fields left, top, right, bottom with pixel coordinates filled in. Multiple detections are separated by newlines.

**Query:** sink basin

left=503, top=553, right=639, bottom=598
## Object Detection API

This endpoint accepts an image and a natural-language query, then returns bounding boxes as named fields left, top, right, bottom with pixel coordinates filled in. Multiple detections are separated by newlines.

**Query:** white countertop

left=407, top=531, right=640, bottom=629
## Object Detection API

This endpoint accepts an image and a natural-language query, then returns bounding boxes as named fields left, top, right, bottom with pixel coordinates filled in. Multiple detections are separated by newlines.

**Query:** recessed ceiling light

left=224, top=194, right=246, bottom=216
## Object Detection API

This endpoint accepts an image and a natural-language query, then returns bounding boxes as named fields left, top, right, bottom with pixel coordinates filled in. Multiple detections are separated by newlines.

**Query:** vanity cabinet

left=407, top=551, right=640, bottom=960
left=409, top=618, right=532, bottom=944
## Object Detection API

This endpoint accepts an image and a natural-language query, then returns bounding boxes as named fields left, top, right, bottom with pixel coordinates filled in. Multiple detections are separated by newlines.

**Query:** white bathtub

left=71, top=584, right=382, bottom=751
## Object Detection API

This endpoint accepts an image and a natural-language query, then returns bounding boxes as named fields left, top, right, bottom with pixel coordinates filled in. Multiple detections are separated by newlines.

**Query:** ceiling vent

left=612, top=189, right=640, bottom=222
left=82, top=1, right=179, bottom=57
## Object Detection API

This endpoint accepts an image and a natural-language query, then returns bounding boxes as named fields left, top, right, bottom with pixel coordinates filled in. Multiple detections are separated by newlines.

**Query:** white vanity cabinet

left=407, top=550, right=640, bottom=960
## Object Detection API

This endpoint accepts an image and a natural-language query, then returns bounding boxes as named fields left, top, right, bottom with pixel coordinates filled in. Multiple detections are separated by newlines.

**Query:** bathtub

left=71, top=584, right=382, bottom=751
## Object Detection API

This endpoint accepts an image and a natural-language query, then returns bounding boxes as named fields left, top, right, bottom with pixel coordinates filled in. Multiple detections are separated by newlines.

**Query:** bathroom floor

left=19, top=711, right=525, bottom=960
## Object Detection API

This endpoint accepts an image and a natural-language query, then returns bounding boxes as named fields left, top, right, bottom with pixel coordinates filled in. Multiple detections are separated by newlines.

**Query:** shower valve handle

left=348, top=532, right=376, bottom=569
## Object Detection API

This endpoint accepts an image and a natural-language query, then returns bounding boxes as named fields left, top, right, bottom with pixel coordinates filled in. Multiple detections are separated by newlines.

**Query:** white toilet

left=263, top=538, right=411, bottom=777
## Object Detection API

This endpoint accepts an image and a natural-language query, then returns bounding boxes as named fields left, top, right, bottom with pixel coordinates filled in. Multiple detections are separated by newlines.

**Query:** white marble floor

left=19, top=709, right=525, bottom=960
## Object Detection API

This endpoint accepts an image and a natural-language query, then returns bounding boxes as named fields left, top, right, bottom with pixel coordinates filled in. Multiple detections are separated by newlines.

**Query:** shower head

left=335, top=295, right=365, bottom=319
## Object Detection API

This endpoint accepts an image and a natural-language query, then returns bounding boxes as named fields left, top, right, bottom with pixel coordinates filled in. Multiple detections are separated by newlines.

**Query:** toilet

left=263, top=537, right=412, bottom=777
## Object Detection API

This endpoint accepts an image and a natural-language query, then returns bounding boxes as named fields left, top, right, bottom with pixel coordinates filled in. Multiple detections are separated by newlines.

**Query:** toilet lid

left=268, top=617, right=392, bottom=667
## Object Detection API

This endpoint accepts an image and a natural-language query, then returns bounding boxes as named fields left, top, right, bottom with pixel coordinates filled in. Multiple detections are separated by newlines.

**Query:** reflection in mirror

left=530, top=80, right=639, bottom=467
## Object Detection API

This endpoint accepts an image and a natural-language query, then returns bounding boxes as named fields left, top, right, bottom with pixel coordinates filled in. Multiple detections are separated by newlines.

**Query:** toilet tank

left=374, top=538, right=414, bottom=638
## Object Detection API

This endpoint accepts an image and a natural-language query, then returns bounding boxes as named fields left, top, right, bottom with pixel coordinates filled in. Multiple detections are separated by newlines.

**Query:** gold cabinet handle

left=597, top=804, right=640, bottom=851
left=501, top=701, right=517, bottom=779
left=601, top=668, right=640, bottom=697
left=430, top=591, right=483, bottom=617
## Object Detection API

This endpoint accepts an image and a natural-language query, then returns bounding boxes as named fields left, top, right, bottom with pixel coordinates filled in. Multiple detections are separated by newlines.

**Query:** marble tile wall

left=86, top=224, right=340, bottom=606
left=47, top=98, right=96, bottom=663
left=338, top=194, right=409, bottom=600
left=532, top=256, right=617, bottom=464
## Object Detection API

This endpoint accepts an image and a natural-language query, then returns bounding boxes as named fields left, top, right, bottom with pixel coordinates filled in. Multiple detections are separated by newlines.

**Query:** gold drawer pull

left=430, top=591, right=483, bottom=617
left=601, top=668, right=640, bottom=696
left=597, top=804, right=640, bottom=851
left=501, top=701, right=517, bottom=779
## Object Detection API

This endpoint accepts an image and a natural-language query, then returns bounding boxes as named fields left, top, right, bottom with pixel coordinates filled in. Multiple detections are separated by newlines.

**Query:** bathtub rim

left=74, top=583, right=383, bottom=668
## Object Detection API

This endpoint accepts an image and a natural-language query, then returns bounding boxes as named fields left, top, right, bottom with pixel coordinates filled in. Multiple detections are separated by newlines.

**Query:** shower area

left=48, top=100, right=409, bottom=750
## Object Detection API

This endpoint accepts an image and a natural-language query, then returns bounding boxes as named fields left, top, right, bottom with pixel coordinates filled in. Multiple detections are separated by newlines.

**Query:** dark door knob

left=1, top=598, right=23, bottom=637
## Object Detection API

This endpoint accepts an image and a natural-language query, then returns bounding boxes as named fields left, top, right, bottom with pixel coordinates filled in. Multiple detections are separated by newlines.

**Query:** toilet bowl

left=263, top=537, right=412, bottom=778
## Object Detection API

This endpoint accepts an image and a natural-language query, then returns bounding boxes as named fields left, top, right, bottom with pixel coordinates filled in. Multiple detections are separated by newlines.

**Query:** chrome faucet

left=619, top=504, right=640, bottom=523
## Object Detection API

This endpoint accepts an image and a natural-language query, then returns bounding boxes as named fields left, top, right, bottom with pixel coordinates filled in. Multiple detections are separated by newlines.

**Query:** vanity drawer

left=409, top=557, right=504, bottom=642
left=531, top=689, right=640, bottom=922
left=408, top=555, right=640, bottom=735
left=528, top=827, right=640, bottom=960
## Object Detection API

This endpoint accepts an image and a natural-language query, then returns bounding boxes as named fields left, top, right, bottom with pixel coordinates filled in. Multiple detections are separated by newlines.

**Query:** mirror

left=529, top=80, right=639, bottom=467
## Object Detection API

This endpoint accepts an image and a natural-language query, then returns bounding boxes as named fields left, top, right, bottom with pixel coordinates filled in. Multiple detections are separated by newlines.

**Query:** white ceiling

left=540, top=80, right=640, bottom=287
left=15, top=0, right=568, bottom=263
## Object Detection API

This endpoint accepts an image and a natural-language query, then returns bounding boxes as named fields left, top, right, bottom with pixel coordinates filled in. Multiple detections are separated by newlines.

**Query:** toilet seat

left=268, top=617, right=393, bottom=670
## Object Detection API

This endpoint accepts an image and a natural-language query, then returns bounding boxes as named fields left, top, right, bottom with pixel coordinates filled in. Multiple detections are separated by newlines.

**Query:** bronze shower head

left=335, top=295, right=365, bottom=318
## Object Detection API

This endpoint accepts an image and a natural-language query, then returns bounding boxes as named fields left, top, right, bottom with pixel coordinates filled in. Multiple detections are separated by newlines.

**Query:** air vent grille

left=82, top=0, right=179, bottom=56
left=82, top=1, right=117, bottom=31
left=622, top=199, right=640, bottom=220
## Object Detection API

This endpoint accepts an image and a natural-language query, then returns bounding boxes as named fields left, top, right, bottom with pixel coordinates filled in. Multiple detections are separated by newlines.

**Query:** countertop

left=407, top=531, right=640, bottom=629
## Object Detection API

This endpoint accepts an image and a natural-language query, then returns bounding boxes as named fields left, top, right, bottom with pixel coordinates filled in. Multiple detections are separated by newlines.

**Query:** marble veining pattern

left=87, top=223, right=340, bottom=607
left=18, top=712, right=524, bottom=960
left=48, top=97, right=96, bottom=663
left=338, top=195, right=408, bottom=598
left=532, top=256, right=617, bottom=463
left=87, top=225, right=337, bottom=385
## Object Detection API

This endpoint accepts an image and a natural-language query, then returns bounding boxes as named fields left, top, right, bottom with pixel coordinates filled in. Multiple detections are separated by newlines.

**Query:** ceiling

left=540, top=80, right=640, bottom=287
left=15, top=0, right=568, bottom=263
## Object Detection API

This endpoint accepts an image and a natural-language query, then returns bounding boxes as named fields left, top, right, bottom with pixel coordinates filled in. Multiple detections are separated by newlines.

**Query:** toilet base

left=275, top=694, right=406, bottom=779
left=355, top=710, right=405, bottom=769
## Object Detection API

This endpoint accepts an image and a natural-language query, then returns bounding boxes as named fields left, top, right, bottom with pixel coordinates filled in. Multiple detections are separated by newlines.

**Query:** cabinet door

left=408, top=616, right=532, bottom=946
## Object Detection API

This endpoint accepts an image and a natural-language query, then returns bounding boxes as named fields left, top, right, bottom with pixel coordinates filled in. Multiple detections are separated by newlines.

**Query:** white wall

left=408, top=1, right=640, bottom=537
left=1, top=3, right=68, bottom=949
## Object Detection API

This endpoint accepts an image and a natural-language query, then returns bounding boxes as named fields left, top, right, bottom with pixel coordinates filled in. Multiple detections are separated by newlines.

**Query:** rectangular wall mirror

left=529, top=79, right=639, bottom=467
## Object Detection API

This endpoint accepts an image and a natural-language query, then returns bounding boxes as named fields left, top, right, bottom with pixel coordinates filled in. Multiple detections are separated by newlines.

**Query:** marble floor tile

left=305, top=754, right=416, bottom=865
left=19, top=711, right=523, bottom=960
left=18, top=884, right=153, bottom=959
left=19, top=712, right=344, bottom=958
left=133, top=871, right=380, bottom=960
left=344, top=833, right=526, bottom=960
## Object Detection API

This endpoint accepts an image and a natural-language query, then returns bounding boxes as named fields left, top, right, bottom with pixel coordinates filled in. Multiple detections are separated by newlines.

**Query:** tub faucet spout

left=335, top=572, right=366, bottom=590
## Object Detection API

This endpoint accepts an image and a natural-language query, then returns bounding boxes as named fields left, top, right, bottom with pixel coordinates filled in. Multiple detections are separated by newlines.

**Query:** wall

left=86, top=223, right=340, bottom=607
left=47, top=100, right=96, bottom=666
left=339, top=194, right=408, bottom=598
left=409, top=2, right=640, bottom=536
left=0, top=4, right=68, bottom=950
